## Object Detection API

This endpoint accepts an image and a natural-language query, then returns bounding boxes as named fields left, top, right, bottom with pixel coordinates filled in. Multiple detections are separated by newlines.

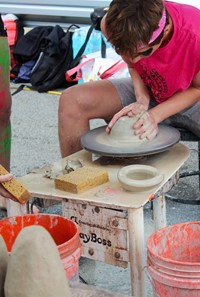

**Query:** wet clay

left=0, top=236, right=8, bottom=297
left=108, top=116, right=146, bottom=144
left=4, top=225, right=71, bottom=297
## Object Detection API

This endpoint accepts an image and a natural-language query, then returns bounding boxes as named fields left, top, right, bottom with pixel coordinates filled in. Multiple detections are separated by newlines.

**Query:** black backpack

left=30, top=24, right=78, bottom=92
left=20, top=7, right=108, bottom=93
left=13, top=26, right=54, bottom=63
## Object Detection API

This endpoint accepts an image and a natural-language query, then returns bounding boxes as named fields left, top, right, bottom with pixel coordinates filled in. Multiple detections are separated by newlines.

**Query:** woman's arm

left=106, top=65, right=151, bottom=133
left=149, top=71, right=200, bottom=123
left=133, top=71, right=200, bottom=139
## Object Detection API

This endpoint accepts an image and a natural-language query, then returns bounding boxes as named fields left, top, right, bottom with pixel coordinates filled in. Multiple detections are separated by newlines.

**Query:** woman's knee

left=59, top=84, right=94, bottom=118
left=59, top=87, right=76, bottom=112
left=58, top=80, right=122, bottom=123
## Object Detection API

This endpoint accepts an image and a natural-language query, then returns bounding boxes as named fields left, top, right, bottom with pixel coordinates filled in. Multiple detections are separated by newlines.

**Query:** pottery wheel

left=80, top=124, right=180, bottom=157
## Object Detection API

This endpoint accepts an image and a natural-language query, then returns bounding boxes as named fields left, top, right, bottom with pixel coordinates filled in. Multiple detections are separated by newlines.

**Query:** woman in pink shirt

left=58, top=0, right=200, bottom=158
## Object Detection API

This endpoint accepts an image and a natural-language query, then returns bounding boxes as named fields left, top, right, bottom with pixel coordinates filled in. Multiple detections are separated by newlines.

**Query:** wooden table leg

left=128, top=208, right=146, bottom=297
left=153, top=193, right=166, bottom=231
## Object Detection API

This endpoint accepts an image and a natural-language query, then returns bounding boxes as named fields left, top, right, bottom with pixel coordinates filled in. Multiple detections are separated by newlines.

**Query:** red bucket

left=0, top=214, right=82, bottom=282
left=147, top=221, right=200, bottom=296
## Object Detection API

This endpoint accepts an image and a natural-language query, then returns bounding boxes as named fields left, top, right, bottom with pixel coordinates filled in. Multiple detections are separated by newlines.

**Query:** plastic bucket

left=0, top=214, right=82, bottom=282
left=147, top=221, right=200, bottom=296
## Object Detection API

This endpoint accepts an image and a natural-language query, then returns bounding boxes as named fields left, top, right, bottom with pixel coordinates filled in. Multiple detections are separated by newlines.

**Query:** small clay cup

left=118, top=164, right=164, bottom=192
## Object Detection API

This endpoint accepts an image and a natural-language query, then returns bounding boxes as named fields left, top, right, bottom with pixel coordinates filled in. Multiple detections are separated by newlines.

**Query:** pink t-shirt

left=134, top=1, right=200, bottom=103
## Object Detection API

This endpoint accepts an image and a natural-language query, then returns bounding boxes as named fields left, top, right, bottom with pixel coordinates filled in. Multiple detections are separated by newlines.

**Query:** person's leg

left=58, top=78, right=135, bottom=158
left=0, top=18, right=12, bottom=208
left=0, top=22, right=11, bottom=171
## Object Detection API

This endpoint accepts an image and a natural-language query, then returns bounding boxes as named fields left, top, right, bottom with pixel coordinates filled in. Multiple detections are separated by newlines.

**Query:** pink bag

left=66, top=57, right=129, bottom=84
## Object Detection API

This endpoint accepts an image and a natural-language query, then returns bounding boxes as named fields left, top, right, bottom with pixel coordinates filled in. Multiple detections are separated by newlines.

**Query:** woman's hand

left=0, top=173, right=13, bottom=183
left=134, top=110, right=158, bottom=140
left=0, top=174, right=18, bottom=202
left=106, top=102, right=148, bottom=134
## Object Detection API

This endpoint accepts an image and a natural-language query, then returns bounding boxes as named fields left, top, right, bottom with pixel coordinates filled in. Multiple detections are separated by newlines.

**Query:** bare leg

left=0, top=34, right=12, bottom=207
left=0, top=93, right=11, bottom=171
left=58, top=80, right=122, bottom=157
left=0, top=38, right=11, bottom=171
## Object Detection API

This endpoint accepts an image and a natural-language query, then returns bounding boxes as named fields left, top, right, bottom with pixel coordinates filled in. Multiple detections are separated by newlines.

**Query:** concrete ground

left=4, top=83, right=200, bottom=296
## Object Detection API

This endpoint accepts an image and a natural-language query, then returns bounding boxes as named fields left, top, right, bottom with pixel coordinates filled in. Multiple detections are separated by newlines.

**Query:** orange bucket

left=0, top=214, right=82, bottom=282
left=147, top=221, right=200, bottom=296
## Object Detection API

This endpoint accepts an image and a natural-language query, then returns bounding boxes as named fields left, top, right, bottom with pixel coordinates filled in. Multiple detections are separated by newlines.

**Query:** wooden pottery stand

left=19, top=143, right=189, bottom=297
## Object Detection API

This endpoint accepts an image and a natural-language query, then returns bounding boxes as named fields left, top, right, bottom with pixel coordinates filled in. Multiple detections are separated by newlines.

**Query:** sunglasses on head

left=115, top=45, right=154, bottom=59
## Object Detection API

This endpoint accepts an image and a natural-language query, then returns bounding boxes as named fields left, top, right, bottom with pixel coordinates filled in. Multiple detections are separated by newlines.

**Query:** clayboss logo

left=70, top=216, right=112, bottom=247
left=80, top=232, right=112, bottom=247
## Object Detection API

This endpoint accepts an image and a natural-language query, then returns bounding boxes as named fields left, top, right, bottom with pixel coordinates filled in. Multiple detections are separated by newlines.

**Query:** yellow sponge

left=0, top=165, right=31, bottom=204
left=55, top=166, right=109, bottom=194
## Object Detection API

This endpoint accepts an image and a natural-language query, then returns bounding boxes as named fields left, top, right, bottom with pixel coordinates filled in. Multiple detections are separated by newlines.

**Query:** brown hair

left=105, top=0, right=165, bottom=57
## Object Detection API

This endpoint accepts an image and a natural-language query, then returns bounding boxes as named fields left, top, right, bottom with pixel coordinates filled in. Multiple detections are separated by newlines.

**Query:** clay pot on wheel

left=109, top=115, right=146, bottom=143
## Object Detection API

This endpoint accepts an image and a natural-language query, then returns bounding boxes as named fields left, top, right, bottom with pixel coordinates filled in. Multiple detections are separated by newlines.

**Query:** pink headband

left=104, top=7, right=166, bottom=50
left=137, top=8, right=166, bottom=50
left=149, top=8, right=166, bottom=44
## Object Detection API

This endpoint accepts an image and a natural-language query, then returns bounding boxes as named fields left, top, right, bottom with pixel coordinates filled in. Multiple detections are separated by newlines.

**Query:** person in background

left=0, top=15, right=16, bottom=203
left=58, top=0, right=200, bottom=159
left=0, top=17, right=39, bottom=212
